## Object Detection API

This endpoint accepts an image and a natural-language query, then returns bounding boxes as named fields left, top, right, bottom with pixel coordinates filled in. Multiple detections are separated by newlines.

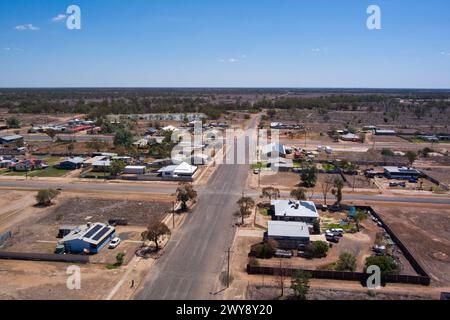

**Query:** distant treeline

left=1, top=88, right=449, bottom=119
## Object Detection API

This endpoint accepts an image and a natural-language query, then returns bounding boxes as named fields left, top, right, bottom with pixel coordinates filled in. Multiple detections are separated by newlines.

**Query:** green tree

left=176, top=182, right=198, bottom=211
left=109, top=160, right=126, bottom=176
left=6, top=116, right=21, bottom=128
left=36, top=189, right=60, bottom=206
left=306, top=241, right=329, bottom=258
left=142, top=218, right=171, bottom=251
left=365, top=256, right=399, bottom=277
left=252, top=239, right=277, bottom=259
left=235, top=196, right=255, bottom=225
left=115, top=252, right=125, bottom=266
left=312, top=220, right=321, bottom=235
left=290, top=271, right=312, bottom=300
left=354, top=210, right=368, bottom=231
left=300, top=165, right=318, bottom=188
left=290, top=188, right=307, bottom=201
left=406, top=151, right=417, bottom=167
left=261, top=187, right=280, bottom=201
left=332, top=178, right=344, bottom=205
left=336, top=252, right=357, bottom=272
left=114, top=128, right=133, bottom=148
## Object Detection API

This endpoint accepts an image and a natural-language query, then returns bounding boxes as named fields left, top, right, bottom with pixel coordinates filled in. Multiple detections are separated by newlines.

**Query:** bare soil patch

left=39, top=197, right=171, bottom=226
left=373, top=206, right=450, bottom=286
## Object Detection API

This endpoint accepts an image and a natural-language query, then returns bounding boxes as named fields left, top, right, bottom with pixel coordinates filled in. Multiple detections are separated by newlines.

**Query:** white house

left=265, top=221, right=310, bottom=249
left=271, top=200, right=319, bottom=223
left=158, top=162, right=198, bottom=178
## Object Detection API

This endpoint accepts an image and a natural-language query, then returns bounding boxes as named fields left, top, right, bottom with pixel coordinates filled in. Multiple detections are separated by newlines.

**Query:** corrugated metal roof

left=268, top=221, right=310, bottom=238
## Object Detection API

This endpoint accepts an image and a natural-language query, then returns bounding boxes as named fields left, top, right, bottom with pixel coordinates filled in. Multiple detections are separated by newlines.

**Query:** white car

left=109, top=237, right=121, bottom=249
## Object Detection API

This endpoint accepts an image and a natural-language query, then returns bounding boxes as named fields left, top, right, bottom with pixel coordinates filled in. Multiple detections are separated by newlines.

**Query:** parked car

left=275, top=249, right=293, bottom=259
left=109, top=237, right=121, bottom=249
left=326, top=234, right=340, bottom=243
left=331, top=228, right=344, bottom=237
left=389, top=182, right=398, bottom=187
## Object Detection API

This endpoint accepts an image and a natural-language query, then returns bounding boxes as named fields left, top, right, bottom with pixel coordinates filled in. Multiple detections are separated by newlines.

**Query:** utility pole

left=172, top=201, right=176, bottom=229
left=304, top=127, right=307, bottom=148
left=225, top=247, right=233, bottom=288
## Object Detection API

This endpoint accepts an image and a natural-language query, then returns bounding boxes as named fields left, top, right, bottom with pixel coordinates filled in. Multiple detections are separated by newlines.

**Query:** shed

left=124, top=165, right=146, bottom=175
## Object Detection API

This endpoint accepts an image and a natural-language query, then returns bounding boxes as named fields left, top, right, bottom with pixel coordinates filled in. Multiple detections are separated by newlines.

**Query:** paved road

left=1, top=179, right=449, bottom=205
left=135, top=115, right=260, bottom=300
left=135, top=164, right=249, bottom=300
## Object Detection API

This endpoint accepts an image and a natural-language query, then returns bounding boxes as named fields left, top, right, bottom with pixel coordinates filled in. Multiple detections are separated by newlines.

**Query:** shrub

left=36, top=189, right=60, bottom=206
left=251, top=240, right=277, bottom=259
left=365, top=256, right=399, bottom=276
left=305, top=241, right=329, bottom=258
left=336, top=252, right=357, bottom=272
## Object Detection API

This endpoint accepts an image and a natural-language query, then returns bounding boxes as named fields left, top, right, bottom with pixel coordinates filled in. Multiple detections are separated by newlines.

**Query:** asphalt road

left=135, top=164, right=249, bottom=300
left=135, top=115, right=260, bottom=300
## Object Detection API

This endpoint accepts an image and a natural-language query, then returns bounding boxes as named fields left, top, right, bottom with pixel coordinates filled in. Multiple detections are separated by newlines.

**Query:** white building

left=271, top=200, right=319, bottom=223
left=158, top=162, right=198, bottom=178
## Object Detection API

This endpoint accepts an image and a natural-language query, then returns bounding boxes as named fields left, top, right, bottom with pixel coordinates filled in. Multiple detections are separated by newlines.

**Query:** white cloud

left=15, top=24, right=39, bottom=31
left=52, top=14, right=67, bottom=23
left=218, top=54, right=247, bottom=63
left=2, top=47, right=23, bottom=52
left=440, top=51, right=450, bottom=56
left=312, top=48, right=321, bottom=52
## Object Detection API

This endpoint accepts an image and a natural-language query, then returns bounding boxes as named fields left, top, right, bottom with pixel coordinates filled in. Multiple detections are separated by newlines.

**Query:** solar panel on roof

left=92, top=226, right=112, bottom=241
left=84, top=224, right=102, bottom=239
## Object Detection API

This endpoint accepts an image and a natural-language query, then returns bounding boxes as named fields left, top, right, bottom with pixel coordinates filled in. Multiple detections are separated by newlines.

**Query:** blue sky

left=0, top=0, right=449, bottom=88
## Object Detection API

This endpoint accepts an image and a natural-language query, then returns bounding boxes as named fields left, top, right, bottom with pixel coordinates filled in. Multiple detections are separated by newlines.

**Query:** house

left=340, top=133, right=362, bottom=142
left=419, top=135, right=439, bottom=143
left=0, top=135, right=24, bottom=145
left=264, top=221, right=310, bottom=250
left=0, top=156, right=15, bottom=168
left=133, top=138, right=149, bottom=149
left=92, top=159, right=111, bottom=172
left=437, top=134, right=450, bottom=141
left=148, top=158, right=173, bottom=168
left=92, top=152, right=117, bottom=158
left=59, top=222, right=116, bottom=254
left=14, top=159, right=46, bottom=172
left=162, top=125, right=178, bottom=132
left=111, top=156, right=133, bottom=164
left=58, top=157, right=85, bottom=170
left=270, top=200, right=319, bottom=224
left=146, top=127, right=157, bottom=135
left=158, top=162, right=198, bottom=178
left=375, top=129, right=397, bottom=136
left=267, top=158, right=293, bottom=172
left=363, top=126, right=378, bottom=132
left=383, top=166, right=422, bottom=180
left=261, top=143, right=286, bottom=158
left=124, top=165, right=146, bottom=175
left=270, top=122, right=284, bottom=129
